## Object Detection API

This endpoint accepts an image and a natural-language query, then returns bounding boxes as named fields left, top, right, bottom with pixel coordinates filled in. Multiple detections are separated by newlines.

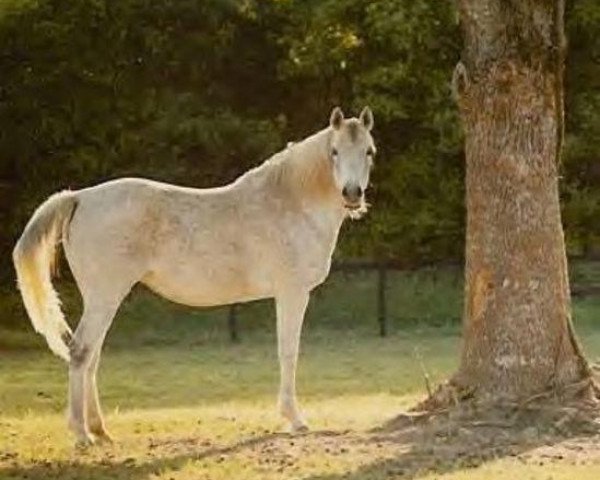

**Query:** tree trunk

left=450, top=0, right=594, bottom=402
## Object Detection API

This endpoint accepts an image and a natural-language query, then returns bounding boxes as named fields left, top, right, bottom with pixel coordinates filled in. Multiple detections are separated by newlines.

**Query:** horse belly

left=141, top=258, right=273, bottom=307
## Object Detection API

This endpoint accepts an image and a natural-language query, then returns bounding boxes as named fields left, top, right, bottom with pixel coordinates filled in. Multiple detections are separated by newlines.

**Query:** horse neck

left=283, top=128, right=341, bottom=210
left=236, top=128, right=346, bottom=226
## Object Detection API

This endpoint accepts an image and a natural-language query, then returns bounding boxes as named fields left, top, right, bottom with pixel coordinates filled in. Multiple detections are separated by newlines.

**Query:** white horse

left=13, top=106, right=376, bottom=446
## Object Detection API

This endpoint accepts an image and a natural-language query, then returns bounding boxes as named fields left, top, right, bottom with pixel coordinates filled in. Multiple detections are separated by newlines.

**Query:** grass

left=0, top=329, right=459, bottom=479
left=0, top=264, right=599, bottom=479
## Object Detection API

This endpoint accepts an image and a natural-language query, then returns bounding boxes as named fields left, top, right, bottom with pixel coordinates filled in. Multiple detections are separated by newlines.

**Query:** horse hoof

left=74, top=435, right=95, bottom=449
left=89, top=424, right=114, bottom=444
left=291, top=422, right=309, bottom=434
left=94, top=431, right=114, bottom=445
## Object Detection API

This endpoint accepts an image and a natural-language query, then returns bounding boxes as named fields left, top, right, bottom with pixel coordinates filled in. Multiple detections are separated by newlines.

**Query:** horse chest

left=285, top=212, right=342, bottom=288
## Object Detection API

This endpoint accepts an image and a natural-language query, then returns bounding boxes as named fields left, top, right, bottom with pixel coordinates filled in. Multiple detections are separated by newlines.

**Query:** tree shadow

left=304, top=404, right=600, bottom=479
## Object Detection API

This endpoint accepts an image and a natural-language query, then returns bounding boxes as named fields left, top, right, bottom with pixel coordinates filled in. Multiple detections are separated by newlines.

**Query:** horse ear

left=330, top=107, right=344, bottom=130
left=359, top=106, right=374, bottom=131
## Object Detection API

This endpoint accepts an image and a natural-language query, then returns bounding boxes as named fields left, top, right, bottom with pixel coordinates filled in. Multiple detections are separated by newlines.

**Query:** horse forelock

left=347, top=120, right=360, bottom=142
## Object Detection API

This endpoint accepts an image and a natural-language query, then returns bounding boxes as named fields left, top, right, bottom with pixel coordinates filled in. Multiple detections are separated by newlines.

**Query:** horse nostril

left=342, top=185, right=362, bottom=202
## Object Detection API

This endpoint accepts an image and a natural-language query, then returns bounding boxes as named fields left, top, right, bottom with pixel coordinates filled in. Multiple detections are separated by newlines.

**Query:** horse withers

left=13, top=107, right=377, bottom=446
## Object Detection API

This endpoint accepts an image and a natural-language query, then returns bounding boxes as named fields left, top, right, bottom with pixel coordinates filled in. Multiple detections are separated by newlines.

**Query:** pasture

left=1, top=266, right=599, bottom=479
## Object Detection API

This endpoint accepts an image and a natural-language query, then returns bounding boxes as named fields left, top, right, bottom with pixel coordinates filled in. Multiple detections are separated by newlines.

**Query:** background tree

left=436, top=0, right=598, bottom=404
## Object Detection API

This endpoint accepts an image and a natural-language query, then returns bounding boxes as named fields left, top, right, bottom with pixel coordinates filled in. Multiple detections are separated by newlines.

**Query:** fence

left=225, top=257, right=600, bottom=342
left=226, top=259, right=462, bottom=342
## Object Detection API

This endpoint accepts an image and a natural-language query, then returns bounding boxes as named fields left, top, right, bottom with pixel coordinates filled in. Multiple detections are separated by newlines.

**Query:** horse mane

left=234, top=128, right=337, bottom=201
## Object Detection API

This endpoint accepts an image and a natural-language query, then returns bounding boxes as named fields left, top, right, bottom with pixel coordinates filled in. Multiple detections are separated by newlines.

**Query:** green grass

left=0, top=328, right=458, bottom=479
left=0, top=328, right=459, bottom=416
left=0, top=264, right=599, bottom=479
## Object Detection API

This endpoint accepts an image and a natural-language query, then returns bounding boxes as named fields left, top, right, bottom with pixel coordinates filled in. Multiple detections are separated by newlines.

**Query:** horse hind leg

left=86, top=337, right=112, bottom=443
left=68, top=300, right=120, bottom=447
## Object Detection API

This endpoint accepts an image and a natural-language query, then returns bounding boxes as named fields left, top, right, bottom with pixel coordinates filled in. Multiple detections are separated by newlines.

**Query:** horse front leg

left=275, top=289, right=310, bottom=432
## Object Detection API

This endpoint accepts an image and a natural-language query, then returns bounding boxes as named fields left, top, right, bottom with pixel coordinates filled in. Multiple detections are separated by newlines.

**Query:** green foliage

left=0, top=0, right=597, bottom=283
left=563, top=0, right=600, bottom=255
left=274, top=0, right=463, bottom=260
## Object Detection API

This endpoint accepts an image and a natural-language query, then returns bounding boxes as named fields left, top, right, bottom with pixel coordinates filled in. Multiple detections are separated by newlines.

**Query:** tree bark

left=451, top=0, right=594, bottom=402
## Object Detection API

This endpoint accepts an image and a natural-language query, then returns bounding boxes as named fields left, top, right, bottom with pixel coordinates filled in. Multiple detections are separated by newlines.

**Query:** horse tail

left=12, top=190, right=78, bottom=362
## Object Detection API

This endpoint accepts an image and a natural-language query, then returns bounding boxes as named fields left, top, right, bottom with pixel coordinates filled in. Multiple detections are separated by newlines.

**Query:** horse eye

left=331, top=148, right=338, bottom=157
left=366, top=147, right=375, bottom=157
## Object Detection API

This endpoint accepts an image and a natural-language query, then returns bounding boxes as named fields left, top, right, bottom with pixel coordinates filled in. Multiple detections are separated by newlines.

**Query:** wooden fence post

left=228, top=304, right=239, bottom=342
left=377, top=261, right=387, bottom=337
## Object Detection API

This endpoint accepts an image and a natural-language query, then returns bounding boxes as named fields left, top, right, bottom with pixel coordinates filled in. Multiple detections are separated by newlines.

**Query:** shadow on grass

left=0, top=430, right=345, bottom=480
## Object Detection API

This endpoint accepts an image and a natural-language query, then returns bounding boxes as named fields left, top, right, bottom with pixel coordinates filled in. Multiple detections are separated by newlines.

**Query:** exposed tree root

left=405, top=370, right=600, bottom=442
left=412, top=327, right=600, bottom=414
left=410, top=376, right=473, bottom=413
